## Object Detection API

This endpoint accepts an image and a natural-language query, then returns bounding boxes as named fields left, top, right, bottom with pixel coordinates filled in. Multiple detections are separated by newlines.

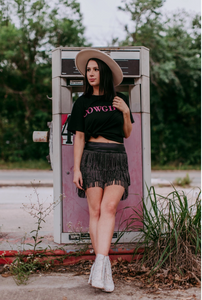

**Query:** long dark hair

left=83, top=58, right=116, bottom=101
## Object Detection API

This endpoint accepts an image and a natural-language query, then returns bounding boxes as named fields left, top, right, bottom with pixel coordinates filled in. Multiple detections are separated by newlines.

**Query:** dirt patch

left=0, top=232, right=8, bottom=239
left=37, top=258, right=201, bottom=292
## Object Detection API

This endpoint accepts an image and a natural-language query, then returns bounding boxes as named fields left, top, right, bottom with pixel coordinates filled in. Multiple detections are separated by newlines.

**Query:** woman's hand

left=73, top=169, right=83, bottom=190
left=73, top=131, right=85, bottom=190
left=113, top=96, right=132, bottom=138
left=112, top=96, right=129, bottom=114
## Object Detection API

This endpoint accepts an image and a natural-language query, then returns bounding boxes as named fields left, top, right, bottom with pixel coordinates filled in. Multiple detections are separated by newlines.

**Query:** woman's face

left=86, top=60, right=100, bottom=88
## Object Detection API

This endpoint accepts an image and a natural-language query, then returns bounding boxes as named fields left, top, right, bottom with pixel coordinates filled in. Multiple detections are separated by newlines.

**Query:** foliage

left=1, top=185, right=201, bottom=286
left=0, top=0, right=89, bottom=162
left=173, top=173, right=192, bottom=187
left=118, top=187, right=201, bottom=280
left=0, top=186, right=88, bottom=285
left=0, top=158, right=50, bottom=169
left=151, top=163, right=201, bottom=171
left=116, top=0, right=201, bottom=165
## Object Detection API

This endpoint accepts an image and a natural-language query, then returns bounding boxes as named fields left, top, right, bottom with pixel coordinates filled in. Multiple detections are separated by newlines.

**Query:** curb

left=0, top=248, right=144, bottom=265
left=0, top=183, right=53, bottom=187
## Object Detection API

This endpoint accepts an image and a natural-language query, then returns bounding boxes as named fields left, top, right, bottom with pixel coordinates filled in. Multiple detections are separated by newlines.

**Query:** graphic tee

left=68, top=92, right=134, bottom=143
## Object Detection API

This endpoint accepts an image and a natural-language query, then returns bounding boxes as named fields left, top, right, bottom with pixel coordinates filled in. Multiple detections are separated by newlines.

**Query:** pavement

left=0, top=170, right=201, bottom=250
left=0, top=169, right=53, bottom=187
left=0, top=169, right=201, bottom=299
left=0, top=273, right=200, bottom=300
left=0, top=170, right=200, bottom=244
left=0, top=169, right=201, bottom=187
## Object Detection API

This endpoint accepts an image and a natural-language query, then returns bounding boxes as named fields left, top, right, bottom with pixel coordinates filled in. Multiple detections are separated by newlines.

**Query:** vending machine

left=48, top=47, right=150, bottom=244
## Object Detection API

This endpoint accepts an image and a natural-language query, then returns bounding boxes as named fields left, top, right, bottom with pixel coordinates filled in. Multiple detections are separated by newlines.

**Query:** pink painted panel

left=115, top=113, right=143, bottom=231
left=62, top=143, right=89, bottom=232
left=62, top=113, right=143, bottom=233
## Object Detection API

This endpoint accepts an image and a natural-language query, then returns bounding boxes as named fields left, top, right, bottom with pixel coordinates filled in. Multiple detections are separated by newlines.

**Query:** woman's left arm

left=113, top=96, right=133, bottom=138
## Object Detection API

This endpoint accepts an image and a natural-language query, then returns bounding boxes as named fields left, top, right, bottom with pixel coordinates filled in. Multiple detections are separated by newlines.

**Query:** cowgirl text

left=84, top=105, right=116, bottom=118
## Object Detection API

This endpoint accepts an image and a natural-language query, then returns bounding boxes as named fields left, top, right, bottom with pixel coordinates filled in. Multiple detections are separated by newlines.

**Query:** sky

left=78, top=0, right=201, bottom=46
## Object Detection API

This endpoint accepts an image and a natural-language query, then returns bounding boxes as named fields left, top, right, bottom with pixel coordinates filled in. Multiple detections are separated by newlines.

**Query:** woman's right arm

left=73, top=131, right=85, bottom=190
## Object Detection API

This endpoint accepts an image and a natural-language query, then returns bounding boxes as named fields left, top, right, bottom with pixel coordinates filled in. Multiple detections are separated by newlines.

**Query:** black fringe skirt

left=78, top=142, right=130, bottom=200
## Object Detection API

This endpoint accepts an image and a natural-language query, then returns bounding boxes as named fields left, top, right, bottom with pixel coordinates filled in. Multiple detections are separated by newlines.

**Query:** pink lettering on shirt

left=108, top=105, right=116, bottom=111
left=88, top=107, right=93, bottom=114
left=84, top=107, right=93, bottom=118
left=93, top=106, right=102, bottom=112
left=102, top=106, right=108, bottom=112
left=84, top=105, right=116, bottom=117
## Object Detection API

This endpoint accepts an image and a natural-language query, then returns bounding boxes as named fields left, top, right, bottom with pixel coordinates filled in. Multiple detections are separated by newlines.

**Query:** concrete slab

left=0, top=170, right=200, bottom=187
left=0, top=185, right=200, bottom=250
left=0, top=170, right=53, bottom=186
left=151, top=170, right=201, bottom=187
left=0, top=273, right=201, bottom=300
left=0, top=187, right=53, bottom=237
left=0, top=170, right=200, bottom=299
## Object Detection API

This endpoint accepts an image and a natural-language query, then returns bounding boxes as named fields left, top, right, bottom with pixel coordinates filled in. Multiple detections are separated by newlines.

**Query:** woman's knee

left=89, top=206, right=100, bottom=219
left=86, top=187, right=103, bottom=219
left=101, top=201, right=117, bottom=216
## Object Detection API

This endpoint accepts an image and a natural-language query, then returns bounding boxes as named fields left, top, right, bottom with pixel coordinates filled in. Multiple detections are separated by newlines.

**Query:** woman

left=68, top=49, right=134, bottom=292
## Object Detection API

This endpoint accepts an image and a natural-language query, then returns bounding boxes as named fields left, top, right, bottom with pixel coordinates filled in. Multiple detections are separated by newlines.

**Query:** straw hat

left=75, top=49, right=123, bottom=86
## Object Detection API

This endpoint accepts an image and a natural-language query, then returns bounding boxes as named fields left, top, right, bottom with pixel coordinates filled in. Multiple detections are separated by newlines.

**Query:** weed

left=173, top=173, right=192, bottom=186
left=0, top=159, right=50, bottom=170
left=0, top=186, right=90, bottom=285
left=151, top=163, right=201, bottom=170
left=21, top=186, right=57, bottom=252
left=0, top=186, right=61, bottom=284
left=117, top=187, right=201, bottom=282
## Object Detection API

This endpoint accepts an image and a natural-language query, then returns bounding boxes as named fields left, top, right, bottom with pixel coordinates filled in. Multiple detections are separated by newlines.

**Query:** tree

left=0, top=0, right=89, bottom=162
left=116, top=0, right=201, bottom=165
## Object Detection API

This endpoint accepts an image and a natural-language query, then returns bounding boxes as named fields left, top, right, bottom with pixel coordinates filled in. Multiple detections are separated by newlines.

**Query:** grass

left=152, top=163, right=201, bottom=170
left=1, top=185, right=201, bottom=286
left=0, top=159, right=200, bottom=170
left=173, top=173, right=192, bottom=187
left=0, top=186, right=87, bottom=285
left=0, top=159, right=51, bottom=170
left=117, top=186, right=201, bottom=282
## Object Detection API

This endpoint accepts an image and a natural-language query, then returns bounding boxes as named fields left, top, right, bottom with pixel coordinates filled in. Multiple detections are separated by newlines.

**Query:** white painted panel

left=61, top=51, right=79, bottom=59
left=61, top=87, right=72, bottom=114
left=53, top=114, right=63, bottom=243
left=141, top=112, right=151, bottom=212
left=141, top=76, right=150, bottom=113
left=110, top=51, right=140, bottom=60
left=52, top=78, right=61, bottom=114
left=52, top=49, right=61, bottom=78
left=61, top=50, right=140, bottom=60
left=61, top=232, right=143, bottom=244
left=61, top=78, right=67, bottom=87
left=129, top=85, right=141, bottom=113
left=140, top=48, right=150, bottom=77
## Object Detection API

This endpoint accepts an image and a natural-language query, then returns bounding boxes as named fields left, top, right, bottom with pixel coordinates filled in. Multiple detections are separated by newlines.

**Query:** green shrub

left=173, top=173, right=192, bottom=186
left=118, top=187, right=201, bottom=280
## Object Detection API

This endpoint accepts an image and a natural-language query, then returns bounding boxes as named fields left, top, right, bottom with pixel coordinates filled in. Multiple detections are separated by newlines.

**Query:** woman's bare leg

left=86, top=187, right=103, bottom=254
left=96, top=185, right=125, bottom=255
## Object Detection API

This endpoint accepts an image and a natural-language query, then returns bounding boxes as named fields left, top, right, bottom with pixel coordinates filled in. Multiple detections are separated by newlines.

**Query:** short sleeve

left=67, top=96, right=85, bottom=134
left=118, top=92, right=135, bottom=123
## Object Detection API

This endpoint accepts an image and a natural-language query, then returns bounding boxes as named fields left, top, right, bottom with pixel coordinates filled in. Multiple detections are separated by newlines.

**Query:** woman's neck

left=92, top=86, right=104, bottom=96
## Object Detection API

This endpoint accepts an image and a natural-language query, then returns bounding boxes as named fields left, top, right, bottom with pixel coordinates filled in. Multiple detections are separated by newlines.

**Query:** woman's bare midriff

left=88, top=136, right=122, bottom=144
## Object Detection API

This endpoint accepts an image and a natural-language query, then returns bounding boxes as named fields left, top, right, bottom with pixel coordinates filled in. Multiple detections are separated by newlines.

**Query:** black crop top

left=67, top=92, right=134, bottom=143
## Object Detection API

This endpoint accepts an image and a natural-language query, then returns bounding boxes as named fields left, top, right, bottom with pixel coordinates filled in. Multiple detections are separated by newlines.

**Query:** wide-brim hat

left=75, top=49, right=123, bottom=87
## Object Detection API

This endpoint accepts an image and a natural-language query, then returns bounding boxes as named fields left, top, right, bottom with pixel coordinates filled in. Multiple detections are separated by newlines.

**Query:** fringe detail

left=78, top=150, right=130, bottom=201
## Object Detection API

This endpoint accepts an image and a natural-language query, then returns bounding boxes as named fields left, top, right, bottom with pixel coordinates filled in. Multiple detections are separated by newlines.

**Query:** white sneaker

left=103, top=256, right=114, bottom=292
left=91, top=254, right=105, bottom=289
left=88, top=263, right=94, bottom=285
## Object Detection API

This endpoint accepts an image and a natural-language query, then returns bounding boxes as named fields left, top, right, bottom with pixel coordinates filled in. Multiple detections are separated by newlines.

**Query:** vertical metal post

left=52, top=46, right=151, bottom=244
left=52, top=49, right=63, bottom=243
left=140, top=48, right=151, bottom=204
left=129, top=47, right=151, bottom=202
